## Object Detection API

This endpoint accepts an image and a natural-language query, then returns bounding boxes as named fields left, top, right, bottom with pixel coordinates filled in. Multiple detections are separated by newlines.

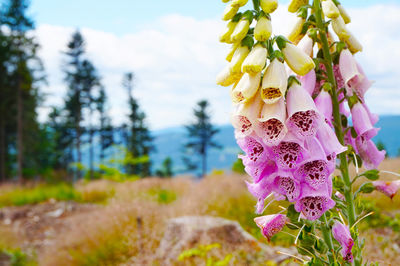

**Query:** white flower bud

left=241, top=44, right=267, bottom=74
left=254, top=16, right=272, bottom=42
left=282, top=42, right=315, bottom=76
left=322, top=0, right=340, bottom=19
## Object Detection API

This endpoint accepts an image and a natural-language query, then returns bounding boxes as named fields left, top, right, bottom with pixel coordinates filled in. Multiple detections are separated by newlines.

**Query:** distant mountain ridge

left=150, top=115, right=400, bottom=173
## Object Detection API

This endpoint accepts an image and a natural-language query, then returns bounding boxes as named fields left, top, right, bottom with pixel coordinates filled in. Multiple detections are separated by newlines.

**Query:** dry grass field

left=0, top=158, right=399, bottom=265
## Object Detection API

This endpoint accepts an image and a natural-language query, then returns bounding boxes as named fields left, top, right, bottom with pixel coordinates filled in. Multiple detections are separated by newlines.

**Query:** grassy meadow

left=0, top=158, right=399, bottom=266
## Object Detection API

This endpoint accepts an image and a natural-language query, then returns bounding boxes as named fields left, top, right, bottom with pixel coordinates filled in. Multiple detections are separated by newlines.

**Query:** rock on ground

left=154, top=216, right=294, bottom=265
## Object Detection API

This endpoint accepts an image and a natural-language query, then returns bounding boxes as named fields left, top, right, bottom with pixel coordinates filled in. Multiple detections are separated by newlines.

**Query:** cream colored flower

left=231, top=72, right=261, bottom=103
left=231, top=0, right=248, bottom=7
left=345, top=32, right=363, bottom=54
left=216, top=65, right=242, bottom=87
left=322, top=0, right=340, bottom=19
left=282, top=42, right=315, bottom=76
left=242, top=44, right=267, bottom=74
left=231, top=19, right=250, bottom=42
left=254, top=16, right=272, bottom=42
left=287, top=17, right=306, bottom=44
left=261, top=59, right=288, bottom=104
left=288, top=0, right=308, bottom=13
left=226, top=43, right=240, bottom=62
left=338, top=4, right=351, bottom=24
left=219, top=21, right=237, bottom=43
left=222, top=3, right=239, bottom=21
left=229, top=45, right=250, bottom=74
left=332, top=16, right=350, bottom=40
left=260, top=0, right=278, bottom=13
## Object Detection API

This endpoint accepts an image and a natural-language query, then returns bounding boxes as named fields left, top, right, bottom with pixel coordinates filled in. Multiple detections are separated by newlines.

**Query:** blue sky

left=30, top=0, right=400, bottom=35
left=19, top=0, right=400, bottom=129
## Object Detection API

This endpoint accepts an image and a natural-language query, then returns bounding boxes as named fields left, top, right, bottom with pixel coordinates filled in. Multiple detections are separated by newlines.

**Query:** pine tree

left=183, top=100, right=221, bottom=177
left=63, top=30, right=86, bottom=179
left=122, top=72, right=154, bottom=177
left=96, top=86, right=114, bottom=162
left=155, top=157, right=174, bottom=178
left=1, top=0, right=44, bottom=181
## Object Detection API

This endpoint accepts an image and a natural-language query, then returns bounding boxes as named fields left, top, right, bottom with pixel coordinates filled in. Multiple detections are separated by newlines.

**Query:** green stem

left=313, top=0, right=360, bottom=265
left=252, top=0, right=260, bottom=11
left=320, top=214, right=336, bottom=264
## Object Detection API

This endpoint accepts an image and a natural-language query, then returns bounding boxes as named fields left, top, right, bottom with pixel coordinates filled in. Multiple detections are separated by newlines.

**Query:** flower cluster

left=217, top=0, right=388, bottom=262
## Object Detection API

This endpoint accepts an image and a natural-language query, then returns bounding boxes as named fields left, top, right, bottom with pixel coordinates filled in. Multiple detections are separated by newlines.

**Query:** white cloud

left=35, top=3, right=400, bottom=130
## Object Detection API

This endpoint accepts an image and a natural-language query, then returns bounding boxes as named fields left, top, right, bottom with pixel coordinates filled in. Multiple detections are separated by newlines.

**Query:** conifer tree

left=96, top=86, right=114, bottom=162
left=183, top=100, right=221, bottom=177
left=122, top=72, right=153, bottom=177
left=1, top=0, right=44, bottom=181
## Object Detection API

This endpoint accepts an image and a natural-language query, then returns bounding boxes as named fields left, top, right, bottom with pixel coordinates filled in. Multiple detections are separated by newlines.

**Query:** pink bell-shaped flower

left=351, top=102, right=379, bottom=142
left=314, top=90, right=333, bottom=126
left=316, top=121, right=347, bottom=163
left=272, top=170, right=301, bottom=202
left=357, top=139, right=385, bottom=170
left=254, top=214, right=288, bottom=241
left=286, top=83, right=323, bottom=139
left=271, top=132, right=306, bottom=170
left=339, top=49, right=363, bottom=96
left=332, top=221, right=354, bottom=262
left=298, top=68, right=316, bottom=96
left=295, top=179, right=335, bottom=220
left=372, top=180, right=400, bottom=199
left=255, top=98, right=288, bottom=146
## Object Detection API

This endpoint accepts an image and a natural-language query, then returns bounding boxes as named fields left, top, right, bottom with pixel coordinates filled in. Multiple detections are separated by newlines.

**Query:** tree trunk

left=89, top=108, right=94, bottom=180
left=17, top=76, right=23, bottom=183
left=0, top=110, right=5, bottom=183
left=202, top=146, right=207, bottom=178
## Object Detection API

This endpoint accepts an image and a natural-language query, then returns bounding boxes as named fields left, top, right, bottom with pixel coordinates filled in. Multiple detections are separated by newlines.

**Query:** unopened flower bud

left=332, top=222, right=354, bottom=262
left=242, top=44, right=267, bottom=74
left=222, top=3, right=239, bottom=21
left=216, top=65, right=242, bottom=86
left=229, top=45, right=250, bottom=74
left=231, top=0, right=248, bottom=7
left=254, top=16, right=272, bottom=42
left=287, top=17, right=306, bottom=44
left=231, top=12, right=253, bottom=42
left=338, top=5, right=351, bottom=24
left=322, top=0, right=340, bottom=19
left=222, top=0, right=230, bottom=2
left=372, top=180, right=400, bottom=199
left=260, top=0, right=278, bottom=13
left=345, top=32, right=363, bottom=54
left=226, top=42, right=240, bottom=62
left=219, top=21, right=238, bottom=43
left=288, top=0, right=308, bottom=13
left=332, top=16, right=350, bottom=40
left=281, top=42, right=315, bottom=76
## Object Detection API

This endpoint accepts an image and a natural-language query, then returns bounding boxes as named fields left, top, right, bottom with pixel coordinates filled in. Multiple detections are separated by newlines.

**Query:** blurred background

left=0, top=0, right=399, bottom=265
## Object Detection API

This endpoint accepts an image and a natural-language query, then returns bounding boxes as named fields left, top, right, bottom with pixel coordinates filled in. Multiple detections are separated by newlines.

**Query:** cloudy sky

left=29, top=0, right=400, bottom=130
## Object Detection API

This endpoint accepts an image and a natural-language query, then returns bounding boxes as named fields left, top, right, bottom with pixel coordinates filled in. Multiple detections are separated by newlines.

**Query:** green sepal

left=288, top=75, right=301, bottom=88
left=241, top=35, right=254, bottom=49
left=314, top=238, right=328, bottom=254
left=275, top=35, right=288, bottom=50
left=358, top=182, right=375, bottom=194
left=242, top=10, right=254, bottom=22
left=231, top=12, right=242, bottom=22
left=360, top=169, right=380, bottom=181
left=297, top=5, right=309, bottom=19
left=333, top=175, right=345, bottom=189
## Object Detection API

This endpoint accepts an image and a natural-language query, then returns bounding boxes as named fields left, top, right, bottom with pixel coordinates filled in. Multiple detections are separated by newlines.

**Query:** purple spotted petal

left=237, top=134, right=268, bottom=166
left=242, top=158, right=277, bottom=183
left=315, top=90, right=333, bottom=126
left=332, top=221, right=354, bottom=262
left=255, top=98, right=288, bottom=146
left=272, top=171, right=301, bottom=202
left=295, top=179, right=335, bottom=220
left=296, top=159, right=331, bottom=190
left=254, top=214, right=288, bottom=241
left=372, top=180, right=400, bottom=199
left=271, top=133, right=306, bottom=170
left=286, top=84, right=323, bottom=139
left=333, top=64, right=345, bottom=90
